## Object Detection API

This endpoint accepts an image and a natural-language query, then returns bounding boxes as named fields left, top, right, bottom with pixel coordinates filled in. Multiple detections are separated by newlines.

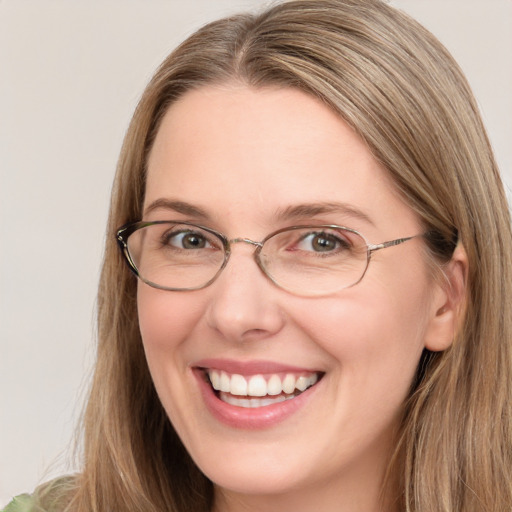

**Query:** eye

left=164, top=230, right=212, bottom=250
left=296, top=231, right=351, bottom=253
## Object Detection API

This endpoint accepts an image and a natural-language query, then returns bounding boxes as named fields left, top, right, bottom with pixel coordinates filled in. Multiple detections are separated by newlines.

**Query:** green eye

left=166, top=230, right=211, bottom=249
left=296, top=232, right=350, bottom=252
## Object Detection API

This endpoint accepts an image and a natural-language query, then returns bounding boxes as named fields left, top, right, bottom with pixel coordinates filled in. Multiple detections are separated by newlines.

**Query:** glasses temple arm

left=368, top=235, right=416, bottom=253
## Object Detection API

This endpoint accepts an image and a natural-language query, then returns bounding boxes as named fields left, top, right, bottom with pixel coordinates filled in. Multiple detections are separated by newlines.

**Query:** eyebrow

left=143, top=198, right=374, bottom=226
left=275, top=202, right=375, bottom=226
left=143, top=199, right=209, bottom=219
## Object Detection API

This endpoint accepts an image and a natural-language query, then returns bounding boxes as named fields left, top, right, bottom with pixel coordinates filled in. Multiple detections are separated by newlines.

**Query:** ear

left=423, top=243, right=468, bottom=352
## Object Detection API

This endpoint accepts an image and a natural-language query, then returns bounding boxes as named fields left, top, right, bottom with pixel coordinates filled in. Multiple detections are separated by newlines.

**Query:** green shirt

left=2, top=494, right=38, bottom=512
left=2, top=477, right=74, bottom=512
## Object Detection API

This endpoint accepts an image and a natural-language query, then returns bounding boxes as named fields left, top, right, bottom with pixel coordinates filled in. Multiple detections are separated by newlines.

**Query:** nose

left=205, top=242, right=285, bottom=343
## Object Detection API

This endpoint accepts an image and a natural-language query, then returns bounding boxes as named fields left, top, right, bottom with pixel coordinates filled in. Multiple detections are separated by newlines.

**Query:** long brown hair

left=46, top=1, right=512, bottom=510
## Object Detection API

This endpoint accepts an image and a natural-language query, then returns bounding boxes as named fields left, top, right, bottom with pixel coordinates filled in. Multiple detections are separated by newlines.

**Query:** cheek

left=136, top=285, right=208, bottom=417
left=294, top=279, right=432, bottom=394
left=137, top=285, right=204, bottom=353
left=136, top=285, right=207, bottom=434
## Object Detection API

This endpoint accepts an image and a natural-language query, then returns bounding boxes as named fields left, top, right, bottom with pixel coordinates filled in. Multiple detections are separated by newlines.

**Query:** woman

left=7, top=0, right=512, bottom=510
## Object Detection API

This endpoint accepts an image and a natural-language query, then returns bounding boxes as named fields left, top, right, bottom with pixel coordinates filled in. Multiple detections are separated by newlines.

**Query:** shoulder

left=2, top=477, right=77, bottom=512
left=2, top=494, right=38, bottom=512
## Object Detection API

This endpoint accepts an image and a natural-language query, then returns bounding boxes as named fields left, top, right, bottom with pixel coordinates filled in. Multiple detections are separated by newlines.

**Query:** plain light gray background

left=1, top=0, right=511, bottom=504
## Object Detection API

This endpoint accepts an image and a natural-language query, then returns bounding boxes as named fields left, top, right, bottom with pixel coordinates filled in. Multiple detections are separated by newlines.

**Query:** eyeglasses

left=116, top=221, right=426, bottom=297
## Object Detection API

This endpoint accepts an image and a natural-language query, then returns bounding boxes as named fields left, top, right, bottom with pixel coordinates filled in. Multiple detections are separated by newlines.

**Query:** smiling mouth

left=204, top=369, right=322, bottom=408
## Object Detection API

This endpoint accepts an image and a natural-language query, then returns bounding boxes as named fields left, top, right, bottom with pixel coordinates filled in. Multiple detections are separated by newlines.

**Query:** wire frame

left=116, top=221, right=421, bottom=296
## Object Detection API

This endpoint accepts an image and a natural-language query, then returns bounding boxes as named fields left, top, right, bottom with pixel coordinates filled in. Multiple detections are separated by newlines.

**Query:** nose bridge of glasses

left=221, top=237, right=268, bottom=284
left=229, top=237, right=263, bottom=249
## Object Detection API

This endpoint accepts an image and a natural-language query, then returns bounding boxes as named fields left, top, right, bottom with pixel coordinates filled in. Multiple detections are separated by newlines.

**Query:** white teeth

left=247, top=375, right=267, bottom=397
left=207, top=370, right=320, bottom=399
left=267, top=374, right=282, bottom=396
left=282, top=374, right=296, bottom=394
left=295, top=376, right=309, bottom=392
left=209, top=370, right=220, bottom=390
left=219, top=371, right=230, bottom=392
left=230, top=374, right=247, bottom=396
left=220, top=392, right=292, bottom=408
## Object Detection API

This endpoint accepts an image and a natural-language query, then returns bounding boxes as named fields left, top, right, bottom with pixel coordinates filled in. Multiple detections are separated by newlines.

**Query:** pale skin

left=138, top=84, right=467, bottom=512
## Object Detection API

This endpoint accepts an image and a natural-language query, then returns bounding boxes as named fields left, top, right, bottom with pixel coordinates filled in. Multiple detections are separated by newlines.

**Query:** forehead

left=144, top=84, right=418, bottom=235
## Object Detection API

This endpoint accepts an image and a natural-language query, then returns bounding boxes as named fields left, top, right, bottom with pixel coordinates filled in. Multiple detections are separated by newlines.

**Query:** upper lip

left=194, top=358, right=321, bottom=376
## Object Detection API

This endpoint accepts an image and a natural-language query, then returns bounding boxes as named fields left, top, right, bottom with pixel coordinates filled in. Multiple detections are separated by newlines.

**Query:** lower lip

left=193, top=369, right=319, bottom=430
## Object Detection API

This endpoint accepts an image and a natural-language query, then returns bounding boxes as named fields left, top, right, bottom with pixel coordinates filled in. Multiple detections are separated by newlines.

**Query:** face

left=139, top=85, right=445, bottom=509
